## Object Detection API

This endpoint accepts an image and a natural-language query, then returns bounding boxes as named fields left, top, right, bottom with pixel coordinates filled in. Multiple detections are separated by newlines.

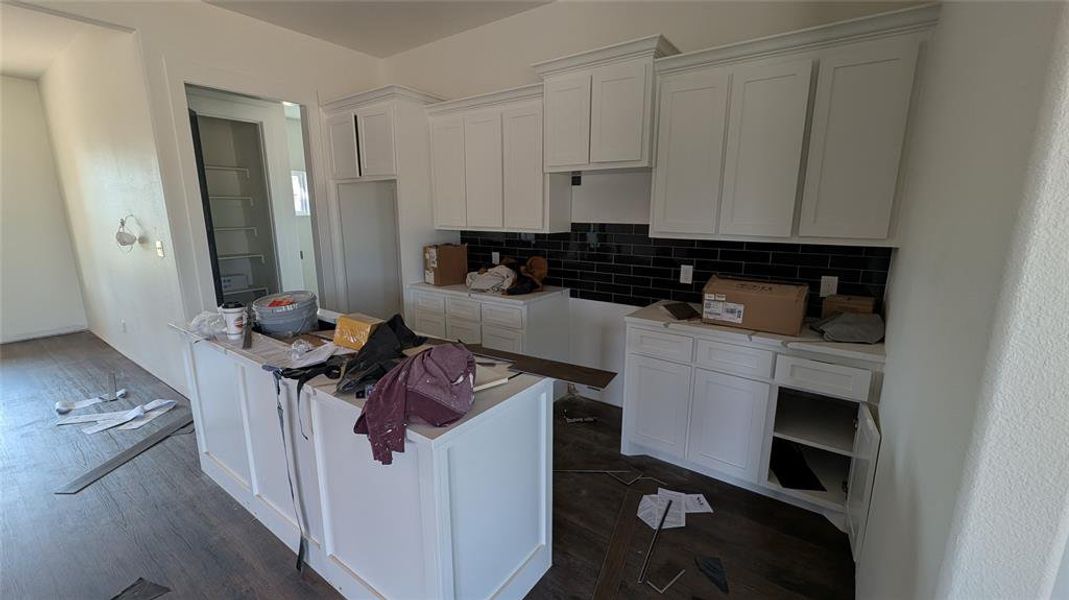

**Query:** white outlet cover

left=491, top=251, right=500, bottom=264
left=820, top=275, right=838, bottom=297
left=680, top=264, right=694, bottom=284
left=155, top=240, right=165, bottom=258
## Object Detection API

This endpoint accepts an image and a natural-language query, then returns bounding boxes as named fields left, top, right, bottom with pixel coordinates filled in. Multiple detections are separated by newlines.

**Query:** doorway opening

left=186, top=85, right=320, bottom=307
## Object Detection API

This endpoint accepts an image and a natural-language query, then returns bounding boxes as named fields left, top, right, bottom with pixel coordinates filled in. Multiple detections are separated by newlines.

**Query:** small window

left=291, top=170, right=310, bottom=216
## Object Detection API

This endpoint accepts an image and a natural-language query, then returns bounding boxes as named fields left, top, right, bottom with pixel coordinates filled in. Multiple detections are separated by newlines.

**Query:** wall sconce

left=115, top=215, right=140, bottom=252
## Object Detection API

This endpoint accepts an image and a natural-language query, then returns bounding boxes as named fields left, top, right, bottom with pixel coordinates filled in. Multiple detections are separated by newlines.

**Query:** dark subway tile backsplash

left=459, top=223, right=893, bottom=316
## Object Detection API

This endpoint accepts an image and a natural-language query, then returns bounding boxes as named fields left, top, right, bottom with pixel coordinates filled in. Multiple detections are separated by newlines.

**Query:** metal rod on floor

left=637, top=499, right=672, bottom=584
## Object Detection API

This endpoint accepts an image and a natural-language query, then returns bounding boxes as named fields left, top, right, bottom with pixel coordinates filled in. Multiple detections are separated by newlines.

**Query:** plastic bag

left=190, top=311, right=225, bottom=338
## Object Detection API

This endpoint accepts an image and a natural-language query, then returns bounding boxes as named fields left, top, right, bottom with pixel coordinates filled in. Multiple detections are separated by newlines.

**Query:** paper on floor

left=684, top=493, right=714, bottom=514
left=56, top=399, right=178, bottom=434
left=638, top=494, right=686, bottom=529
left=118, top=400, right=177, bottom=430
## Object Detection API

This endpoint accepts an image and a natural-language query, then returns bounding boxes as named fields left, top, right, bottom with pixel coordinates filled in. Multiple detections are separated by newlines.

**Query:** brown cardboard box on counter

left=423, top=244, right=467, bottom=286
left=702, top=276, right=808, bottom=335
left=821, top=294, right=877, bottom=318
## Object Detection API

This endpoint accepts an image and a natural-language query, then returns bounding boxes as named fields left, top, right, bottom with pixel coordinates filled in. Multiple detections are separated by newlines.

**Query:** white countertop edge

left=624, top=303, right=886, bottom=364
left=407, top=282, right=570, bottom=305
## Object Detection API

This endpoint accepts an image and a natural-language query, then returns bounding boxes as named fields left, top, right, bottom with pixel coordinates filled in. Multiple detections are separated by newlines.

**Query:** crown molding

left=321, top=84, right=443, bottom=112
left=657, top=3, right=939, bottom=75
left=426, top=83, right=544, bottom=116
left=532, top=34, right=679, bottom=76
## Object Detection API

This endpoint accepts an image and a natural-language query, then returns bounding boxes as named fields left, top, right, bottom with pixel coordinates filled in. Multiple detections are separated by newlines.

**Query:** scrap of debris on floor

left=559, top=465, right=728, bottom=596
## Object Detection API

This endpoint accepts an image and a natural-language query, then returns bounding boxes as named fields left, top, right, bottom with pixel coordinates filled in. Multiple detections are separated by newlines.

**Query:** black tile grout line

left=460, top=224, right=892, bottom=316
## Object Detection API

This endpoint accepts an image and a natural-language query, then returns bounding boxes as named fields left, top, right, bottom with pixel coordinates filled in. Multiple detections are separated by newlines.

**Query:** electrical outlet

left=820, top=275, right=838, bottom=297
left=680, top=264, right=694, bottom=284
left=155, top=240, right=165, bottom=258
left=491, top=251, right=500, bottom=264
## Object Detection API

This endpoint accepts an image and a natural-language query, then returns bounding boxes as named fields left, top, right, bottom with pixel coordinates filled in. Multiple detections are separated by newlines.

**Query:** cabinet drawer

left=694, top=339, right=774, bottom=379
left=446, top=297, right=481, bottom=322
left=627, top=328, right=694, bottom=364
left=412, top=292, right=445, bottom=315
left=481, top=325, right=524, bottom=353
left=446, top=319, right=481, bottom=344
left=413, top=311, right=446, bottom=339
left=481, top=303, right=524, bottom=329
left=774, top=356, right=872, bottom=401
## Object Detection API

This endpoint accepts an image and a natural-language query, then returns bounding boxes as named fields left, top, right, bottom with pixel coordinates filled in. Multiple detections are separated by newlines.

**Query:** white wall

left=0, top=75, right=87, bottom=342
left=857, top=3, right=1064, bottom=598
left=570, top=172, right=651, bottom=225
left=382, top=1, right=914, bottom=99
left=933, top=7, right=1069, bottom=595
left=46, top=0, right=383, bottom=324
left=40, top=27, right=187, bottom=389
left=29, top=2, right=382, bottom=393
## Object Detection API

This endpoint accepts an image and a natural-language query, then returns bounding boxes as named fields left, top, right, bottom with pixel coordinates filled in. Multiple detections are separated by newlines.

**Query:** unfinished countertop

left=407, top=282, right=569, bottom=305
left=625, top=301, right=886, bottom=364
left=170, top=323, right=545, bottom=443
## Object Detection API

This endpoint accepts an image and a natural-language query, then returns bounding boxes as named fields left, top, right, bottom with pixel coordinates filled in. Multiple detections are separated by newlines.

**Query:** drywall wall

left=45, top=1, right=383, bottom=321
left=570, top=172, right=651, bottom=225
left=856, top=3, right=1063, bottom=598
left=568, top=298, right=636, bottom=406
left=0, top=75, right=87, bottom=342
left=382, top=1, right=914, bottom=99
left=1056, top=539, right=1069, bottom=599
left=40, top=27, right=187, bottom=389
left=934, top=7, right=1069, bottom=595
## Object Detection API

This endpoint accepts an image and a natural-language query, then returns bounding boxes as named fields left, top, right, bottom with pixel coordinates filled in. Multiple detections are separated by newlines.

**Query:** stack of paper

left=637, top=488, right=714, bottom=529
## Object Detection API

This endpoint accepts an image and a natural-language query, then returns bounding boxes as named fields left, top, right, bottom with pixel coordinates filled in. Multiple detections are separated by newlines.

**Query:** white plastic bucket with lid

left=252, top=291, right=319, bottom=337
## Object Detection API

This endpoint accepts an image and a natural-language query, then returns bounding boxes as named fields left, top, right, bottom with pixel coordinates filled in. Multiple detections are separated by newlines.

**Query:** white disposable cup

left=219, top=304, right=246, bottom=339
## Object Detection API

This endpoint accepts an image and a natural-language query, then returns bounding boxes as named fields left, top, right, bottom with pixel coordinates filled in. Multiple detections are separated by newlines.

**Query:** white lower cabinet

left=481, top=324, right=524, bottom=353
left=407, top=283, right=570, bottom=361
left=622, top=315, right=884, bottom=561
left=626, top=355, right=692, bottom=457
left=686, top=369, right=769, bottom=482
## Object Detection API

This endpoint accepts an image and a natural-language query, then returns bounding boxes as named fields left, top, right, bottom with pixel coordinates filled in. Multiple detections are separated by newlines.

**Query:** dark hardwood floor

left=1, top=332, right=853, bottom=599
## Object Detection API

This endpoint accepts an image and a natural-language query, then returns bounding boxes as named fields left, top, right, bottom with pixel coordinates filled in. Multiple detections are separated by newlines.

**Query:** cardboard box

left=702, top=276, right=808, bottom=335
left=821, top=295, right=876, bottom=318
left=423, top=244, right=468, bottom=286
left=333, top=313, right=384, bottom=351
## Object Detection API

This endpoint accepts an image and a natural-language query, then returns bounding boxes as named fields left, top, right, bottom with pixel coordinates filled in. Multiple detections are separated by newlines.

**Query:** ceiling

left=0, top=4, right=95, bottom=79
left=207, top=0, right=550, bottom=58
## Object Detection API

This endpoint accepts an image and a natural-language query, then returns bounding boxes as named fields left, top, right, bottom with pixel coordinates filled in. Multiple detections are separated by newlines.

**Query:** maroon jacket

left=354, top=344, right=475, bottom=464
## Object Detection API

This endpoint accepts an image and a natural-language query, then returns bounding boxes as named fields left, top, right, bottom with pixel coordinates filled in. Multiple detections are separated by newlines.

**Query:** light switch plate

left=155, top=240, right=165, bottom=258
left=491, top=251, right=500, bottom=264
left=680, top=265, right=694, bottom=284
left=820, top=275, right=838, bottom=297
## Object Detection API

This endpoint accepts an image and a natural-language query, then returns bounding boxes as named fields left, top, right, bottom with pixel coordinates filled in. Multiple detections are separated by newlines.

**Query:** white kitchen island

left=173, top=327, right=553, bottom=599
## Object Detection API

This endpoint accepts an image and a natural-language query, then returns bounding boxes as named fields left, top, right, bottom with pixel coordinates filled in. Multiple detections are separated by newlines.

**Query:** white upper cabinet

left=502, top=102, right=545, bottom=230
left=326, top=112, right=360, bottom=180
left=542, top=74, right=591, bottom=168
left=427, top=84, right=571, bottom=233
left=430, top=116, right=467, bottom=228
left=534, top=35, right=679, bottom=172
left=650, top=67, right=730, bottom=235
left=719, top=58, right=813, bottom=237
left=463, top=111, right=504, bottom=229
left=798, top=36, right=920, bottom=239
left=354, top=103, right=397, bottom=177
left=590, top=59, right=650, bottom=163
left=648, top=5, right=934, bottom=244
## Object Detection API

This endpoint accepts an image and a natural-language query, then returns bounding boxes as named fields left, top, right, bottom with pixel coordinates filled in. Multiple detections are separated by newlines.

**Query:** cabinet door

left=503, top=102, right=544, bottom=230
left=464, top=111, right=504, bottom=228
left=430, top=116, right=467, bottom=228
left=590, top=59, right=649, bottom=163
left=543, top=73, right=591, bottom=167
left=799, top=36, right=919, bottom=239
left=719, top=58, right=812, bottom=237
left=355, top=104, right=396, bottom=177
left=326, top=112, right=360, bottom=180
left=650, top=67, right=731, bottom=235
left=191, top=342, right=251, bottom=487
left=847, top=403, right=880, bottom=558
left=626, top=355, right=692, bottom=457
left=686, top=368, right=769, bottom=482
left=481, top=324, right=523, bottom=353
